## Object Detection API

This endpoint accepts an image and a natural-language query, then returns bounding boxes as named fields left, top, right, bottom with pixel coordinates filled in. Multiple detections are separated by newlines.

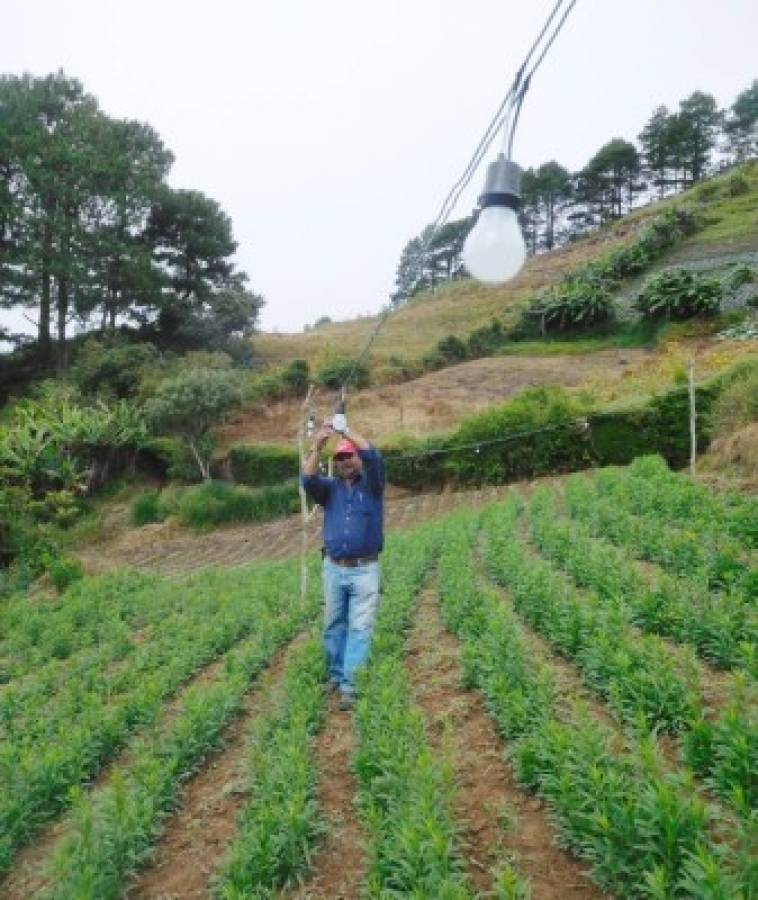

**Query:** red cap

left=333, top=438, right=358, bottom=458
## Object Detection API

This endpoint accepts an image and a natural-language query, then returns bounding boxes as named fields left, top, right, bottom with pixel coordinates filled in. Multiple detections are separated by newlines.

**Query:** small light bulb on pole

left=462, top=154, right=526, bottom=285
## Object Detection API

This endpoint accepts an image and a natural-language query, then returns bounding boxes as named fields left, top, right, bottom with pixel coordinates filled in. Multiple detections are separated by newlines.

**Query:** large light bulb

left=463, top=154, right=526, bottom=285
left=462, top=206, right=526, bottom=284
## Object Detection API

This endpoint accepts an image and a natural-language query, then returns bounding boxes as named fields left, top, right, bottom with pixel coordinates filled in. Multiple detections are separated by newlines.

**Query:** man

left=301, top=421, right=385, bottom=710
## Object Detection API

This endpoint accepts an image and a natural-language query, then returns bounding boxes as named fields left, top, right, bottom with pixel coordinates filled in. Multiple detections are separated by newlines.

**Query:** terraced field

left=1, top=457, right=755, bottom=898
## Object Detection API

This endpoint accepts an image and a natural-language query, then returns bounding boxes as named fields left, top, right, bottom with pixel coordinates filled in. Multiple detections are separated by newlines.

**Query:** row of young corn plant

left=525, top=490, right=758, bottom=819
left=1, top=563, right=293, bottom=742
left=39, top=568, right=321, bottom=899
left=0, top=570, right=158, bottom=683
left=0, top=564, right=280, bottom=727
left=213, top=634, right=326, bottom=898
left=526, top=487, right=756, bottom=673
left=596, top=455, right=758, bottom=551
left=685, top=673, right=758, bottom=817
left=565, top=474, right=758, bottom=599
left=2, top=580, right=254, bottom=744
left=485, top=497, right=701, bottom=734
left=0, top=560, right=308, bottom=874
left=352, top=527, right=477, bottom=898
left=439, top=504, right=750, bottom=897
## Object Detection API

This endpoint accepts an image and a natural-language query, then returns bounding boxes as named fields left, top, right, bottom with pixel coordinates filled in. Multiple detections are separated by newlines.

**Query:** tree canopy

left=0, top=71, right=262, bottom=370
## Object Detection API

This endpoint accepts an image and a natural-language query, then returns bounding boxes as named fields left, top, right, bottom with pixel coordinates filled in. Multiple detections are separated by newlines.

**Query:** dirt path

left=405, top=584, right=606, bottom=899
left=124, top=631, right=312, bottom=899
left=283, top=693, right=366, bottom=900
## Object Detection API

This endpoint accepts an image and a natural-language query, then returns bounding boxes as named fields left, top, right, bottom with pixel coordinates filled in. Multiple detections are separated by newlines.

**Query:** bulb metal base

left=479, top=155, right=522, bottom=211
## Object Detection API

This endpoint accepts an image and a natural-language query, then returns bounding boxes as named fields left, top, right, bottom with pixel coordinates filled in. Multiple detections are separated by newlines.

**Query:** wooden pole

left=688, top=356, right=696, bottom=477
left=298, top=385, right=316, bottom=605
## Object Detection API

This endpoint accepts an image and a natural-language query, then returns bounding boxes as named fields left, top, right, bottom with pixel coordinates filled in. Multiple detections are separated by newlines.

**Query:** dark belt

left=327, top=554, right=378, bottom=568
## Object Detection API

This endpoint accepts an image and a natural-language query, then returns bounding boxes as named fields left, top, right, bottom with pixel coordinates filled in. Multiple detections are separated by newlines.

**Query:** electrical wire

left=340, top=0, right=579, bottom=395
left=383, top=417, right=589, bottom=464
left=505, top=0, right=577, bottom=159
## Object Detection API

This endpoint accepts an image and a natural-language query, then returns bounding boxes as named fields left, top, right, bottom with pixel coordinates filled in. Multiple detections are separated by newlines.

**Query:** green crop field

left=0, top=458, right=756, bottom=898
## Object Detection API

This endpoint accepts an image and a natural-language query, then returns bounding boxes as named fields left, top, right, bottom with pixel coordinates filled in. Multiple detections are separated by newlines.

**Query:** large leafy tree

left=144, top=186, right=250, bottom=347
left=0, top=72, right=101, bottom=360
left=390, top=217, right=471, bottom=304
left=84, top=118, right=173, bottom=333
left=391, top=233, right=425, bottom=305
left=1, top=72, right=259, bottom=370
left=518, top=166, right=541, bottom=254
left=427, top=217, right=471, bottom=282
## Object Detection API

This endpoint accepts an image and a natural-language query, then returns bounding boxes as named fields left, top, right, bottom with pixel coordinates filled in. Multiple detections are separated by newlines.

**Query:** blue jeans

left=323, top=559, right=380, bottom=695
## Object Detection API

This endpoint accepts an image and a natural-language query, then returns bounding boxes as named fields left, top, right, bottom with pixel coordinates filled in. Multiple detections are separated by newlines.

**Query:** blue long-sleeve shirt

left=301, top=445, right=385, bottom=560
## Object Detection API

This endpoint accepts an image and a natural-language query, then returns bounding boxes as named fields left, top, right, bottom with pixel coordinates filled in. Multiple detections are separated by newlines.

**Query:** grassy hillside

left=254, top=161, right=758, bottom=374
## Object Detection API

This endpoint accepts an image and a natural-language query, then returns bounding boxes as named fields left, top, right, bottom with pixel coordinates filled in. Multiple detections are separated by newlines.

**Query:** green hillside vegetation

left=255, top=161, right=758, bottom=381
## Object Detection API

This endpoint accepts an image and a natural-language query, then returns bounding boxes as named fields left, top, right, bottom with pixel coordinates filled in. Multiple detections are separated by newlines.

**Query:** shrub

left=173, top=480, right=300, bottom=529
left=315, top=357, right=369, bottom=389
left=131, top=490, right=166, bottom=526
left=727, top=264, right=756, bottom=291
left=446, top=386, right=590, bottom=483
left=725, top=173, right=749, bottom=196
left=70, top=340, right=158, bottom=399
left=246, top=370, right=289, bottom=405
left=144, top=369, right=244, bottom=480
left=48, top=556, right=85, bottom=594
left=140, top=437, right=199, bottom=482
left=467, top=320, right=506, bottom=357
left=710, top=359, right=758, bottom=436
left=27, top=490, right=81, bottom=527
left=228, top=444, right=299, bottom=487
left=383, top=368, right=737, bottom=491
left=530, top=278, right=614, bottom=334
left=282, top=359, right=309, bottom=396
left=635, top=269, right=722, bottom=320
left=435, top=335, right=468, bottom=363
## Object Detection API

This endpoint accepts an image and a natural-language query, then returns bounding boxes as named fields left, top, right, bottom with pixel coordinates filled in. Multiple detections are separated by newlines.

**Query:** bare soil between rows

left=1, top=628, right=304, bottom=900
left=405, top=583, right=606, bottom=899
left=283, top=693, right=366, bottom=900
left=125, top=631, right=312, bottom=899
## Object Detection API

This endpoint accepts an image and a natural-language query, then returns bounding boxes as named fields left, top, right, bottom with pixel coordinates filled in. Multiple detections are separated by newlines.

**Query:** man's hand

left=313, top=421, right=334, bottom=449
left=303, top=421, right=333, bottom=477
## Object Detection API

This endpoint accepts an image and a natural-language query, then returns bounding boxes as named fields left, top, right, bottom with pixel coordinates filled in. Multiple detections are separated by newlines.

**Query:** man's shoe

left=328, top=680, right=340, bottom=694
left=338, top=691, right=356, bottom=711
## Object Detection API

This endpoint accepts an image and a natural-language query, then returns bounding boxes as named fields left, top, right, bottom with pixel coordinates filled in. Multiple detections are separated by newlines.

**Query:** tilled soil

left=283, top=693, right=367, bottom=900
left=75, top=484, right=513, bottom=577
left=1, top=629, right=306, bottom=900
left=124, top=631, right=312, bottom=899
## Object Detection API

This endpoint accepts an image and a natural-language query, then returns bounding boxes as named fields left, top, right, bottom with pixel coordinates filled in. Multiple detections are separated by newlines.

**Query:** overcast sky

left=2, top=0, right=757, bottom=337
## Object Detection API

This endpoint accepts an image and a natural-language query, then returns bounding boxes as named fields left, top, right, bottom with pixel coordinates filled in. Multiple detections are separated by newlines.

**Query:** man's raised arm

left=303, top=423, right=333, bottom=476
left=301, top=423, right=333, bottom=505
left=346, top=428, right=385, bottom=497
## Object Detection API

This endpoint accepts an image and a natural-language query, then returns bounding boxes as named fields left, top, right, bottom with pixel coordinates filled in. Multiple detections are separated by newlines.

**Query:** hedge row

left=381, top=365, right=747, bottom=490
left=142, top=360, right=755, bottom=502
